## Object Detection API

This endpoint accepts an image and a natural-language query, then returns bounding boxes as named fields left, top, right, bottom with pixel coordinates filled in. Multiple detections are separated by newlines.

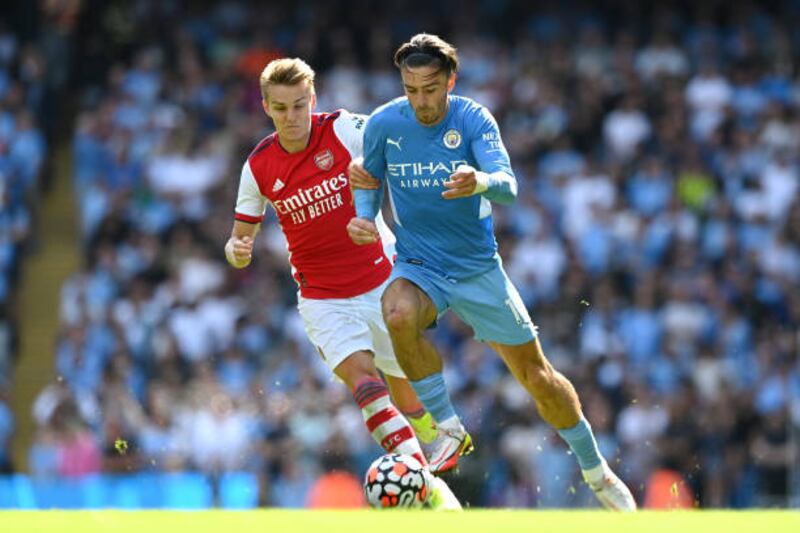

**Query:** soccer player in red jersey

left=224, top=58, right=458, bottom=509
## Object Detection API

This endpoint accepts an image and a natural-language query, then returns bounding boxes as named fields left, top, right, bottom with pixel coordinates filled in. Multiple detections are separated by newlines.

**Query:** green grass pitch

left=1, top=510, right=797, bottom=533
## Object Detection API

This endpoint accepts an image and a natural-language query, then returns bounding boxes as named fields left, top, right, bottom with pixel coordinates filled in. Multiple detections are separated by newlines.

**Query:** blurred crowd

left=15, top=0, right=800, bottom=508
left=0, top=10, right=53, bottom=475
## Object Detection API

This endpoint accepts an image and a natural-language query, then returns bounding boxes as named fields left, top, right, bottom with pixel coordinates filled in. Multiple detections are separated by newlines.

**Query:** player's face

left=400, top=66, right=456, bottom=126
left=263, top=81, right=316, bottom=145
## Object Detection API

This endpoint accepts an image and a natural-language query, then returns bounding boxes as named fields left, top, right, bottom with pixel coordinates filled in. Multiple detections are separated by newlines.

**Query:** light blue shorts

left=388, top=259, right=537, bottom=346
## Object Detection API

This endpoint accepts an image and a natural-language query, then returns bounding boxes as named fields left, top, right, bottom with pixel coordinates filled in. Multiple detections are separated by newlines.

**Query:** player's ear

left=310, top=91, right=317, bottom=110
left=446, top=73, right=457, bottom=93
left=262, top=98, right=272, bottom=118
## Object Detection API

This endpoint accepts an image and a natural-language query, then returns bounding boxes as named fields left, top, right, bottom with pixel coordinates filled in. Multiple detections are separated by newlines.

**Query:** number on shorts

left=505, top=297, right=524, bottom=325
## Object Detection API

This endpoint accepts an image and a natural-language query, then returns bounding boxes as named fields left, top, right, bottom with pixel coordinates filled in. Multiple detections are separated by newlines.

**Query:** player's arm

left=227, top=160, right=268, bottom=267
left=442, top=166, right=517, bottom=204
left=332, top=110, right=382, bottom=193
left=348, top=157, right=381, bottom=190
left=352, top=115, right=386, bottom=220
left=349, top=115, right=386, bottom=245
left=442, top=107, right=518, bottom=205
left=333, top=110, right=378, bottom=192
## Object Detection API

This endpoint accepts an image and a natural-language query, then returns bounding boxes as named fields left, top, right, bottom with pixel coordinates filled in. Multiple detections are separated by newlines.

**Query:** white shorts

left=296, top=279, right=406, bottom=378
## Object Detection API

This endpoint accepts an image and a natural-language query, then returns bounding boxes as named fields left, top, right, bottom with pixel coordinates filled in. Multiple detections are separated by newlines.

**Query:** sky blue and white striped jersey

left=355, top=95, right=516, bottom=280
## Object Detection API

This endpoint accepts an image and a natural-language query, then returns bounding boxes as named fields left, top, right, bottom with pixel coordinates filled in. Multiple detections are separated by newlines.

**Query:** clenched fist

left=442, top=164, right=482, bottom=199
left=225, top=235, right=254, bottom=268
left=347, top=217, right=379, bottom=245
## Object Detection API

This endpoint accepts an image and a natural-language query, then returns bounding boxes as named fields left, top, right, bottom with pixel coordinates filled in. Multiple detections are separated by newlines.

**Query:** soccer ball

left=363, top=453, right=431, bottom=508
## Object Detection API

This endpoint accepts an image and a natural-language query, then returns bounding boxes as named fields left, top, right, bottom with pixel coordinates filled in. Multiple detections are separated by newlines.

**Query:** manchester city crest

left=443, top=129, right=462, bottom=149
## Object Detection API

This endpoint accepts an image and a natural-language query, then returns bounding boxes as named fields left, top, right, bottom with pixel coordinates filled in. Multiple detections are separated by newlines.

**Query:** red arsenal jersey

left=234, top=110, right=393, bottom=299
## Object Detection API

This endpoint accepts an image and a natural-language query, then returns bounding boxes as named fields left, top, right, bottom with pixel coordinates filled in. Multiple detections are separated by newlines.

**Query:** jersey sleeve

left=469, top=105, right=514, bottom=177
left=354, top=112, right=387, bottom=219
left=332, top=109, right=368, bottom=159
left=362, top=112, right=387, bottom=181
left=234, top=160, right=268, bottom=224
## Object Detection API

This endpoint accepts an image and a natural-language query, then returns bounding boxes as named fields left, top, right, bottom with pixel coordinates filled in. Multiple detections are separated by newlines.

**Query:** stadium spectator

left=0, top=384, right=13, bottom=474
left=8, top=0, right=796, bottom=509
left=0, top=18, right=49, bottom=476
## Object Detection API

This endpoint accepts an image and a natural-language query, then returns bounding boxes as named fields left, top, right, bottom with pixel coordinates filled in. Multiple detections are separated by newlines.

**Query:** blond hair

left=259, top=58, right=316, bottom=100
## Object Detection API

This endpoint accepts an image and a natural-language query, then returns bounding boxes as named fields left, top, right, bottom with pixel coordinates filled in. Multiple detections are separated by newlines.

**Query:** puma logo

left=386, top=137, right=402, bottom=151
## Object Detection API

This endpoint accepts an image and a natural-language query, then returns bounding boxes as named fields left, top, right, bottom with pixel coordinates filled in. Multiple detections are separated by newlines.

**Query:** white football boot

left=426, top=420, right=474, bottom=474
left=582, top=460, right=637, bottom=511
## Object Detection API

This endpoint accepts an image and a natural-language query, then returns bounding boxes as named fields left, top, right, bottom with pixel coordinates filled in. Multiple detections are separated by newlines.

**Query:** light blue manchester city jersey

left=356, top=95, right=515, bottom=280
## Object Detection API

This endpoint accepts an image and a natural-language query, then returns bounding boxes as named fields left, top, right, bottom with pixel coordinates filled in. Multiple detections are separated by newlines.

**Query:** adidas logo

left=272, top=179, right=285, bottom=192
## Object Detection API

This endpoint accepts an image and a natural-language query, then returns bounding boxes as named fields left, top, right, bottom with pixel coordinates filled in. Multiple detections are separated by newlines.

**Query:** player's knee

left=382, top=301, right=418, bottom=335
left=336, top=351, right=380, bottom=388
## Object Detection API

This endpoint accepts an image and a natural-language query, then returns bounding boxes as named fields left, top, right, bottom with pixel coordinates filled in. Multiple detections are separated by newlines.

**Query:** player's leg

left=451, top=264, right=635, bottom=510
left=372, top=342, right=461, bottom=510
left=297, top=293, right=429, bottom=466
left=490, top=339, right=636, bottom=510
left=381, top=275, right=474, bottom=473
left=384, top=375, right=438, bottom=444
left=488, top=338, right=582, bottom=429
left=337, top=352, right=462, bottom=510
left=381, top=278, right=441, bottom=379
left=333, top=351, right=428, bottom=467
left=364, top=277, right=440, bottom=445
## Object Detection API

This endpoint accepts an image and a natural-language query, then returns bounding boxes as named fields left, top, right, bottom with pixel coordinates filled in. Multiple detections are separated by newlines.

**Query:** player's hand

left=226, top=235, right=254, bottom=268
left=347, top=217, right=379, bottom=245
left=442, top=165, right=479, bottom=199
left=349, top=157, right=381, bottom=191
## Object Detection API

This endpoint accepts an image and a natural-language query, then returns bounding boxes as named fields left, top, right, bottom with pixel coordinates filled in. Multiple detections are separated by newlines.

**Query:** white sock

left=437, top=415, right=462, bottom=432
left=582, top=460, right=607, bottom=485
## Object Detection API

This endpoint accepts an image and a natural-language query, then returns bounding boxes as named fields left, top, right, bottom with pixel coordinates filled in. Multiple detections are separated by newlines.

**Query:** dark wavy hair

left=393, top=33, right=459, bottom=75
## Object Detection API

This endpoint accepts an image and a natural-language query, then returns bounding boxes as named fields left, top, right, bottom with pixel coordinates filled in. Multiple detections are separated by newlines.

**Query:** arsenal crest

left=314, top=149, right=334, bottom=170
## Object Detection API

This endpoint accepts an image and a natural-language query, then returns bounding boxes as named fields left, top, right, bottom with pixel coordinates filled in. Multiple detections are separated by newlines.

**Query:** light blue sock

left=410, top=372, right=457, bottom=423
left=557, top=417, right=603, bottom=470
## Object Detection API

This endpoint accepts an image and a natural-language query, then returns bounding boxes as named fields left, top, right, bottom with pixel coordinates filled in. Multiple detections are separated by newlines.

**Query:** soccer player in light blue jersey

left=347, top=33, right=636, bottom=510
